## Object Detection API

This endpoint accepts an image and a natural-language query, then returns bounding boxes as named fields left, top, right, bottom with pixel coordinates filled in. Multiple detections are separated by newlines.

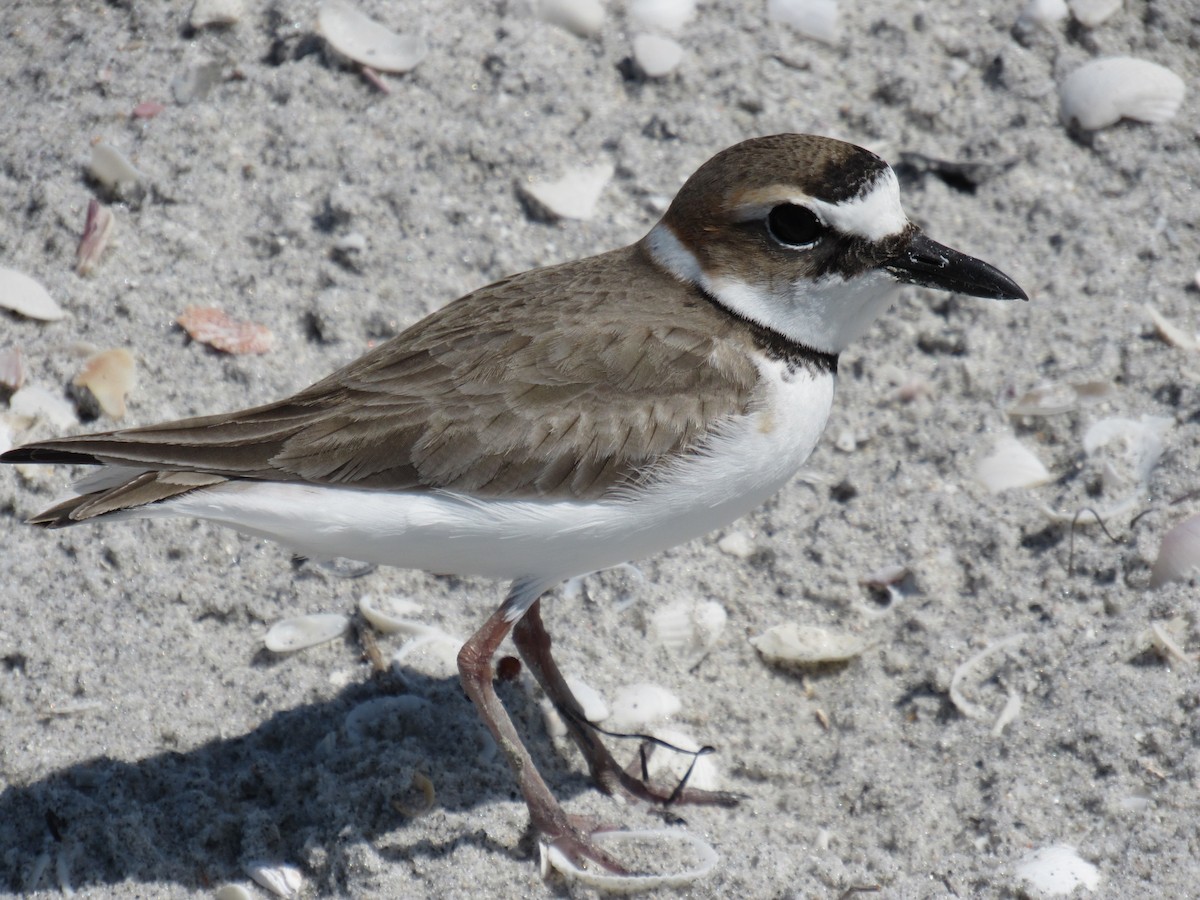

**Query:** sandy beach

left=1, top=1, right=1197, bottom=897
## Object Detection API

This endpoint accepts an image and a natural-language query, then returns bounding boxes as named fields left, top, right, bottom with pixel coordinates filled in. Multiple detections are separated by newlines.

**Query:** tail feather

left=26, top=471, right=231, bottom=528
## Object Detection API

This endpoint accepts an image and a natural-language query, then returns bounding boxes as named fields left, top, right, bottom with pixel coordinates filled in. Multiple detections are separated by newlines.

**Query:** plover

left=2, top=134, right=1026, bottom=876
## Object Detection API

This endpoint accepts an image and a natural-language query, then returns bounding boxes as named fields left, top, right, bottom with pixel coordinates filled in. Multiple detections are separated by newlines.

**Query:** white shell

left=642, top=727, right=721, bottom=791
left=565, top=675, right=610, bottom=722
left=9, top=385, right=77, bottom=430
left=1149, top=514, right=1200, bottom=589
left=1144, top=303, right=1198, bottom=350
left=0, top=268, right=65, bottom=321
left=317, top=0, right=426, bottom=73
left=544, top=829, right=718, bottom=891
left=536, top=0, right=605, bottom=37
left=1067, top=0, right=1120, bottom=27
left=263, top=613, right=349, bottom=653
left=750, top=623, right=864, bottom=665
left=1014, top=844, right=1101, bottom=895
left=190, top=0, right=243, bottom=28
left=649, top=599, right=726, bottom=664
left=358, top=594, right=431, bottom=634
left=1083, top=415, right=1170, bottom=490
left=89, top=143, right=144, bottom=197
left=213, top=886, right=253, bottom=900
left=1008, top=380, right=1114, bottom=417
left=976, top=435, right=1052, bottom=494
left=1059, top=57, right=1185, bottom=130
left=0, top=416, right=12, bottom=456
left=73, top=348, right=136, bottom=419
left=716, top=530, right=755, bottom=559
left=606, top=682, right=681, bottom=731
left=521, top=163, right=613, bottom=221
left=0, top=346, right=26, bottom=393
left=632, top=34, right=683, bottom=78
left=766, top=0, right=839, bottom=44
left=629, top=0, right=695, bottom=33
left=1019, top=0, right=1069, bottom=27
left=245, top=861, right=303, bottom=898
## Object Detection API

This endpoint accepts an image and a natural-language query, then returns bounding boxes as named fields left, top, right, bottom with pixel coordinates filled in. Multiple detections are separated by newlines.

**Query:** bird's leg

left=457, top=598, right=624, bottom=874
left=512, top=599, right=740, bottom=808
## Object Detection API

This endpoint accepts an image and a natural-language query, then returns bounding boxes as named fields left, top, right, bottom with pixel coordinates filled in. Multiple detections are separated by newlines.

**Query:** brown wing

left=6, top=245, right=762, bottom=510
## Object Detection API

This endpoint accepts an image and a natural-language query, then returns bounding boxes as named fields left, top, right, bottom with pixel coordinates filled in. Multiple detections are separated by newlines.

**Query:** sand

left=1, top=1, right=1197, bottom=897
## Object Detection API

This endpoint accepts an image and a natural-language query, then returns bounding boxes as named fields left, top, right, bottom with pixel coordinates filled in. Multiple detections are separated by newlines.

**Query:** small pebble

left=1018, top=0, right=1069, bottom=26
left=716, top=530, right=756, bottom=559
left=1067, top=0, right=1120, bottom=27
left=632, top=34, right=684, bottom=77
left=628, top=0, right=695, bottom=33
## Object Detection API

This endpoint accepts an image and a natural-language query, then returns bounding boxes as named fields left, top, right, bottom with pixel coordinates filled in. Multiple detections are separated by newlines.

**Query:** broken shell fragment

left=544, top=829, right=718, bottom=891
left=88, top=142, right=144, bottom=199
left=751, top=623, right=865, bottom=666
left=565, top=675, right=610, bottom=723
left=264, top=613, right=349, bottom=653
left=1067, top=0, right=1121, bottom=27
left=519, top=163, right=614, bottom=221
left=245, top=861, right=303, bottom=899
left=189, top=0, right=243, bottom=29
left=72, top=348, right=136, bottom=419
left=976, top=435, right=1052, bottom=493
left=177, top=306, right=275, bottom=354
left=1059, top=57, right=1185, bottom=130
left=649, top=599, right=726, bottom=665
left=1014, top=845, right=1101, bottom=895
left=767, top=0, right=840, bottom=44
left=1149, top=514, right=1200, bottom=589
left=1145, top=303, right=1197, bottom=350
left=317, top=0, right=426, bottom=73
left=535, top=0, right=605, bottom=37
left=0, top=268, right=65, bottom=321
left=606, top=683, right=681, bottom=731
left=358, top=594, right=431, bottom=634
left=0, top=347, right=26, bottom=397
left=9, top=385, right=77, bottom=430
left=75, top=199, right=116, bottom=276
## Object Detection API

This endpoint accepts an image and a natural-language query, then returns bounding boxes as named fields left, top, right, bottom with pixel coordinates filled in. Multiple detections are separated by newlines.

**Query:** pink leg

left=457, top=601, right=624, bottom=873
left=512, top=599, right=741, bottom=808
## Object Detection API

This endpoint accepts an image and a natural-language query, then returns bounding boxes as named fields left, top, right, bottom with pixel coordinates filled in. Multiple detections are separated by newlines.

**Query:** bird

left=1, top=134, right=1026, bottom=878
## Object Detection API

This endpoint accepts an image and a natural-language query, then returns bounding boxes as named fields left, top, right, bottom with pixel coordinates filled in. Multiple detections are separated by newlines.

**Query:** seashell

left=1059, top=57, right=1185, bottom=131
left=214, top=887, right=253, bottom=900
left=535, top=0, right=605, bottom=37
left=766, top=0, right=839, bottom=45
left=189, top=0, right=243, bottom=28
left=629, top=0, right=696, bottom=33
left=72, top=348, right=136, bottom=419
left=1067, top=0, right=1120, bottom=27
left=1014, top=845, right=1101, bottom=895
left=264, top=613, right=349, bottom=653
left=88, top=142, right=144, bottom=199
left=543, top=828, right=718, bottom=891
left=317, top=0, right=426, bottom=73
left=177, top=306, right=275, bottom=354
left=1018, top=0, right=1069, bottom=27
left=9, top=385, right=77, bottom=430
left=393, top=771, right=437, bottom=817
left=632, top=34, right=684, bottom=78
left=0, top=346, right=26, bottom=396
left=949, top=633, right=1026, bottom=721
left=606, top=682, right=681, bottom=731
left=132, top=100, right=166, bottom=119
left=0, top=268, right=65, bottom=321
left=1083, top=415, right=1170, bottom=490
left=1008, top=379, right=1114, bottom=417
left=358, top=594, right=430, bottom=634
left=0, top=416, right=12, bottom=456
left=1149, top=514, right=1200, bottom=589
left=1144, top=303, right=1197, bottom=351
left=641, top=727, right=721, bottom=791
left=520, top=163, right=614, bottom=222
left=716, top=530, right=755, bottom=559
left=750, top=623, right=864, bottom=666
left=976, top=435, right=1052, bottom=493
left=75, top=199, right=116, bottom=276
left=649, top=599, right=726, bottom=664
left=565, top=675, right=610, bottom=722
left=245, top=861, right=303, bottom=899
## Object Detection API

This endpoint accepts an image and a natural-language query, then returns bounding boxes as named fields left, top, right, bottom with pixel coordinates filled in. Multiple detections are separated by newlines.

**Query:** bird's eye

left=766, top=204, right=824, bottom=248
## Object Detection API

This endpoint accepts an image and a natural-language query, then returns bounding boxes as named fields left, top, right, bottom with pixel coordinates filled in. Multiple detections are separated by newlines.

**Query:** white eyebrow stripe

left=808, top=168, right=908, bottom=242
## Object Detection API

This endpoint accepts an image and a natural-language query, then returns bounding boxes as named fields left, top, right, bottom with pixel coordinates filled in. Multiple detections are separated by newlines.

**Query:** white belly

left=162, top=361, right=836, bottom=585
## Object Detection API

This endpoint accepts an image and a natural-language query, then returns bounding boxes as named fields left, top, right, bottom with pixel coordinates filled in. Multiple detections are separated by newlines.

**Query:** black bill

left=884, top=232, right=1028, bottom=301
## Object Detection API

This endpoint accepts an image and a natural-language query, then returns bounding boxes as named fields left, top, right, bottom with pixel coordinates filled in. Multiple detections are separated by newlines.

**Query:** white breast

left=160, top=357, right=836, bottom=589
